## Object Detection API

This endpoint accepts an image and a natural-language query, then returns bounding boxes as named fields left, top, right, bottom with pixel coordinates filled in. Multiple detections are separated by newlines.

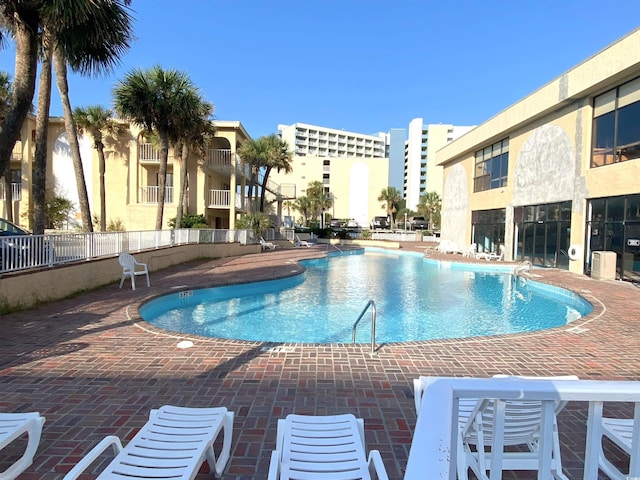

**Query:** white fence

left=407, top=376, right=640, bottom=480
left=0, top=228, right=253, bottom=274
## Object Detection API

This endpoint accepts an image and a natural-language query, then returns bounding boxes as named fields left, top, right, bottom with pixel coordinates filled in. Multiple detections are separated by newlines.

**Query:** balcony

left=139, top=143, right=175, bottom=164
left=207, top=189, right=249, bottom=211
left=139, top=186, right=174, bottom=204
left=0, top=183, right=22, bottom=201
left=206, top=149, right=250, bottom=178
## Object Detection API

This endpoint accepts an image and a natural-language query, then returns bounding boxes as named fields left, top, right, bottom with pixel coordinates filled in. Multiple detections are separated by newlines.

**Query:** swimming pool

left=140, top=249, right=593, bottom=344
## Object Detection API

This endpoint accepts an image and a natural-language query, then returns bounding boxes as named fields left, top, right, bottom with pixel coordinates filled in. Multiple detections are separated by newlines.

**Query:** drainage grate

left=567, top=326, right=588, bottom=334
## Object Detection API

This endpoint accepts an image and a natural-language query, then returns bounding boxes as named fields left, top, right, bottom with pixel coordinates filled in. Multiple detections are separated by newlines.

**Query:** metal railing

left=352, top=299, right=377, bottom=354
left=0, top=228, right=253, bottom=274
left=407, top=376, right=640, bottom=480
left=139, top=186, right=174, bottom=204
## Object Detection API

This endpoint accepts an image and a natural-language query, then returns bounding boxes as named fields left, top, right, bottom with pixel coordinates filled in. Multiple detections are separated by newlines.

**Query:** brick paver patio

left=1, top=242, right=639, bottom=479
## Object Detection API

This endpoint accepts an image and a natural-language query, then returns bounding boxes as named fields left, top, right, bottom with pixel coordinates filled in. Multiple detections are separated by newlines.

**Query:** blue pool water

left=140, top=250, right=593, bottom=344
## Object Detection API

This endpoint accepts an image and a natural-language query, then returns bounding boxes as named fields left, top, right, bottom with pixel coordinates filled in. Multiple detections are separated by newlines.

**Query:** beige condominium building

left=274, top=122, right=390, bottom=228
left=1, top=118, right=257, bottom=232
left=437, top=27, right=640, bottom=281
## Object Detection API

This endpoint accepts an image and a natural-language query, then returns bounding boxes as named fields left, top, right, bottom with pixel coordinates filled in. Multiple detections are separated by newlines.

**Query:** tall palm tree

left=114, top=66, right=203, bottom=230
left=170, top=98, right=214, bottom=228
left=239, top=135, right=294, bottom=213
left=238, top=137, right=266, bottom=212
left=418, top=191, right=442, bottom=231
left=74, top=105, right=125, bottom=231
left=0, top=0, right=134, bottom=186
left=0, top=71, right=14, bottom=221
left=306, top=180, right=332, bottom=224
left=0, top=1, right=40, bottom=175
left=377, top=186, right=402, bottom=227
left=32, top=28, right=54, bottom=234
left=260, top=134, right=292, bottom=212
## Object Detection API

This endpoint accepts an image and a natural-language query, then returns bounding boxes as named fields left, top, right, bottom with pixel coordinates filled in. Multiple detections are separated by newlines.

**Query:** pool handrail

left=352, top=299, right=377, bottom=354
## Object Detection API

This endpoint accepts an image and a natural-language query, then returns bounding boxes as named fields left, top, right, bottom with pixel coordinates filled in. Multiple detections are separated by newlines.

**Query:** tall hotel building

left=403, top=118, right=475, bottom=211
left=274, top=123, right=390, bottom=227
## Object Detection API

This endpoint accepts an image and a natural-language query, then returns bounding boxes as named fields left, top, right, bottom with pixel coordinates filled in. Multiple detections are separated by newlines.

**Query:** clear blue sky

left=1, top=0, right=639, bottom=138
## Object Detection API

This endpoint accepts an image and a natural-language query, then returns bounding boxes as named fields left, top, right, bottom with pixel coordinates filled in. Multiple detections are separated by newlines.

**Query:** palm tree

left=170, top=98, right=215, bottom=228
left=74, top=105, right=125, bottom=231
left=418, top=191, right=442, bottom=231
left=238, top=137, right=267, bottom=212
left=0, top=71, right=14, bottom=221
left=0, top=2, right=40, bottom=175
left=293, top=196, right=312, bottom=226
left=377, top=186, right=402, bottom=227
left=259, top=134, right=293, bottom=212
left=306, top=180, right=332, bottom=224
left=0, top=0, right=134, bottom=187
left=114, top=65, right=203, bottom=230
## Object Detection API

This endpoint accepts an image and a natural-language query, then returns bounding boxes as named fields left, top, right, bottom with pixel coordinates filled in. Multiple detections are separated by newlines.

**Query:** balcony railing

left=0, top=183, right=22, bottom=201
left=206, top=149, right=251, bottom=178
left=139, top=143, right=175, bottom=163
left=207, top=189, right=249, bottom=211
left=139, top=186, right=174, bottom=204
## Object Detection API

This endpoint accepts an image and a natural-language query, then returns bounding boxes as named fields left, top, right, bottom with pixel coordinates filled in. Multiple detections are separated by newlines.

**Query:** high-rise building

left=274, top=123, right=390, bottom=227
left=403, top=119, right=475, bottom=211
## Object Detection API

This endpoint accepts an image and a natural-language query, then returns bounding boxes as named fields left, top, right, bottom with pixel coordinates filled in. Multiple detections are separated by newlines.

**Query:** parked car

left=0, top=218, right=53, bottom=270
left=410, top=216, right=429, bottom=231
left=370, top=216, right=388, bottom=230
left=329, top=219, right=346, bottom=228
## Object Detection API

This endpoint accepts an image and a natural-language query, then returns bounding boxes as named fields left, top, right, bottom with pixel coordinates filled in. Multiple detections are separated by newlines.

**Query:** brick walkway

left=1, top=242, right=639, bottom=479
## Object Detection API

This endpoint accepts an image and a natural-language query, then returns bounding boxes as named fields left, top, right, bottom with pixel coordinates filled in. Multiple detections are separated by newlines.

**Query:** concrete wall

left=0, top=243, right=259, bottom=313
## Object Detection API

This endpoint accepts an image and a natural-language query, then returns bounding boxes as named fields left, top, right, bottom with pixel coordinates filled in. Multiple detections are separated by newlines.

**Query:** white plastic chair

left=294, top=235, right=311, bottom=247
left=118, top=253, right=150, bottom=290
left=268, top=413, right=389, bottom=480
left=0, top=412, right=45, bottom=480
left=597, top=414, right=638, bottom=480
left=414, top=375, right=577, bottom=480
left=63, top=405, right=234, bottom=480
left=260, top=237, right=276, bottom=250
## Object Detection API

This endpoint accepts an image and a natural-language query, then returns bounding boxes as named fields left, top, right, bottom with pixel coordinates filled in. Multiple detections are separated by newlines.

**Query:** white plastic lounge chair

left=63, top=405, right=234, bottom=480
left=462, top=243, right=477, bottom=258
left=597, top=414, right=639, bottom=480
left=476, top=245, right=505, bottom=261
left=0, top=412, right=45, bottom=480
left=414, top=375, right=578, bottom=480
left=268, top=413, right=389, bottom=480
left=294, top=235, right=311, bottom=247
left=260, top=236, right=277, bottom=250
left=118, top=252, right=150, bottom=290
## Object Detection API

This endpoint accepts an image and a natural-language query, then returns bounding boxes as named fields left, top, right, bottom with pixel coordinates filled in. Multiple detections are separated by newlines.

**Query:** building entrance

left=515, top=201, right=572, bottom=269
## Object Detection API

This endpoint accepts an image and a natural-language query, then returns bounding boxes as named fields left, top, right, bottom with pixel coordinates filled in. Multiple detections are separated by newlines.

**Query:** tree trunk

left=97, top=140, right=107, bottom=231
left=155, top=132, right=169, bottom=230
left=175, top=141, right=189, bottom=228
left=0, top=11, right=39, bottom=175
left=259, top=166, right=272, bottom=212
left=53, top=47, right=93, bottom=232
left=32, top=33, right=53, bottom=235
left=4, top=162, right=13, bottom=222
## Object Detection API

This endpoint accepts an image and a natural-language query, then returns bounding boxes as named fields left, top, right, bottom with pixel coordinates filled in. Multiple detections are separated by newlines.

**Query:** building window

left=592, top=77, right=640, bottom=167
left=472, top=209, right=506, bottom=254
left=473, top=139, right=509, bottom=192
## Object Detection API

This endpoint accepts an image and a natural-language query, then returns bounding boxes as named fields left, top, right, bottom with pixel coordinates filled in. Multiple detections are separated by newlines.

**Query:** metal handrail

left=352, top=300, right=377, bottom=354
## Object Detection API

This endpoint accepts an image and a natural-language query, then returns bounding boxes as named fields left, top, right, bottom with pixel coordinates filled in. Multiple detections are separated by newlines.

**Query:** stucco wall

left=0, top=243, right=259, bottom=313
